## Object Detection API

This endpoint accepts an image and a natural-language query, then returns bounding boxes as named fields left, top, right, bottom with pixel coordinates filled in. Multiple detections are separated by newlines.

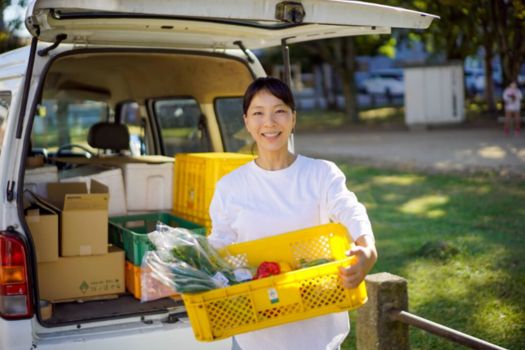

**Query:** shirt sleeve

left=503, top=88, right=512, bottom=103
left=207, top=180, right=238, bottom=249
left=323, top=161, right=374, bottom=242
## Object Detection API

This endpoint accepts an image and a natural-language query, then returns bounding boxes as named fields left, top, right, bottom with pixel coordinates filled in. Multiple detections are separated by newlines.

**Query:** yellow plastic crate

left=172, top=152, right=256, bottom=232
left=182, top=223, right=368, bottom=341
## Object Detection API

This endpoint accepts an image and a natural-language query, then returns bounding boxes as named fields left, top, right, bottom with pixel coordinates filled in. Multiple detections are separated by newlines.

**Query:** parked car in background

left=464, top=68, right=486, bottom=95
left=463, top=65, right=525, bottom=95
left=359, top=69, right=404, bottom=97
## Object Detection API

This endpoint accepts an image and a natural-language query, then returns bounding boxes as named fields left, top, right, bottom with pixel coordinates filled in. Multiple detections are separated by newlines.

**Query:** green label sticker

left=268, top=288, right=279, bottom=304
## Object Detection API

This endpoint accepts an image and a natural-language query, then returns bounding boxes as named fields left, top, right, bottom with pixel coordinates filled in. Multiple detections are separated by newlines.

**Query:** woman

left=208, top=77, right=377, bottom=350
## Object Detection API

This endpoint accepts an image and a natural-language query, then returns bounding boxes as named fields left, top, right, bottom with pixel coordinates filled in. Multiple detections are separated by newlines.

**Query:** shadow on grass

left=337, top=163, right=525, bottom=349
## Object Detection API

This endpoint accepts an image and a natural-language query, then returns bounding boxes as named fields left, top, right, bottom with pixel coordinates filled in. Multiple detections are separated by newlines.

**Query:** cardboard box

left=60, top=165, right=127, bottom=216
left=46, top=180, right=109, bottom=256
left=37, top=247, right=125, bottom=302
left=26, top=155, right=45, bottom=168
left=24, top=194, right=59, bottom=263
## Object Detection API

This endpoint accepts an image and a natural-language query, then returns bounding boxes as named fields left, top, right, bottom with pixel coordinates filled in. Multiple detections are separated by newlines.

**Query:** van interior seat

left=88, top=122, right=130, bottom=154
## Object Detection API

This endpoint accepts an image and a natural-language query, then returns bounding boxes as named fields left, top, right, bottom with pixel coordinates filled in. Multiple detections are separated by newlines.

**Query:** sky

left=4, top=3, right=30, bottom=36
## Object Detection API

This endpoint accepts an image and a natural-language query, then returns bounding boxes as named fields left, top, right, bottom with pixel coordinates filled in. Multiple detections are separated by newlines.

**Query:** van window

left=0, top=92, right=11, bottom=154
left=119, top=101, right=146, bottom=156
left=215, top=97, right=253, bottom=153
left=152, top=97, right=210, bottom=156
left=32, top=99, right=108, bottom=153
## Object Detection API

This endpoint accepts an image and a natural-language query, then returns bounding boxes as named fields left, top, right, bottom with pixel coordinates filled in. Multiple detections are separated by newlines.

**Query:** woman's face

left=243, top=90, right=296, bottom=155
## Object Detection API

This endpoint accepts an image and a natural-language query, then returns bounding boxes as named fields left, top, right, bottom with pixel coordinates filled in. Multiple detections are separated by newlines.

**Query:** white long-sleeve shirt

left=208, top=155, right=373, bottom=350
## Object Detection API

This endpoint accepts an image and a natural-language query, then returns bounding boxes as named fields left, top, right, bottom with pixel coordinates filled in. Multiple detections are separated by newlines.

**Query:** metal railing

left=355, top=273, right=509, bottom=350
left=387, top=308, right=508, bottom=350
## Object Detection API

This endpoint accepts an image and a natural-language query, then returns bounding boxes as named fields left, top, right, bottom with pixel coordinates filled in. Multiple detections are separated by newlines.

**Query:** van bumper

left=32, top=318, right=230, bottom=350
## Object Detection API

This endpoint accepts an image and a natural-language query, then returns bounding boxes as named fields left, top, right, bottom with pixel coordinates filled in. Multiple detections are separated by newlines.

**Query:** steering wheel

left=55, top=143, right=96, bottom=158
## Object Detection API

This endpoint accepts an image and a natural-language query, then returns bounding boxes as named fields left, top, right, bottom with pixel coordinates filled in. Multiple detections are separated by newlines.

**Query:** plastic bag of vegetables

left=140, top=223, right=239, bottom=302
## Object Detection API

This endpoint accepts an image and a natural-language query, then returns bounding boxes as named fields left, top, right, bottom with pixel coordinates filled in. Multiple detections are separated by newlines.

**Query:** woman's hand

left=338, top=235, right=377, bottom=289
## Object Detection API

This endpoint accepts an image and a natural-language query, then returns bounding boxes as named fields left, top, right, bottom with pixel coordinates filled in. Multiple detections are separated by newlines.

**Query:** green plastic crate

left=109, top=212, right=206, bottom=265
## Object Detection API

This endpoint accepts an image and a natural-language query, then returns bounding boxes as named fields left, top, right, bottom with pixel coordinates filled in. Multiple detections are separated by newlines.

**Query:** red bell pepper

left=253, top=261, right=281, bottom=279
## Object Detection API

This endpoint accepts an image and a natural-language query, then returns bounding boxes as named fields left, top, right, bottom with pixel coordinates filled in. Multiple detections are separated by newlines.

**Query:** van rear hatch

left=26, top=0, right=438, bottom=49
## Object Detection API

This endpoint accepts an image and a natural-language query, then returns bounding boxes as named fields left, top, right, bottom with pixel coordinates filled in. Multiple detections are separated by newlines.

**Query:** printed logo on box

left=79, top=281, right=89, bottom=294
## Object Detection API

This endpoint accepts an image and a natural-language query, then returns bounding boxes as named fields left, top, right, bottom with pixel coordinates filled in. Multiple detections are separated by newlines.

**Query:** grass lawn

left=337, top=164, right=525, bottom=350
left=295, top=107, right=406, bottom=132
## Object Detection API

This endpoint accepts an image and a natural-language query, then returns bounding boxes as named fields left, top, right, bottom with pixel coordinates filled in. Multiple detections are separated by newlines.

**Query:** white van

left=0, top=1, right=436, bottom=349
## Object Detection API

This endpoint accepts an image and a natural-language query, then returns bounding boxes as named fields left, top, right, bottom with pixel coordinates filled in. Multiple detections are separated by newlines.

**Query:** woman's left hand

left=338, top=235, right=377, bottom=289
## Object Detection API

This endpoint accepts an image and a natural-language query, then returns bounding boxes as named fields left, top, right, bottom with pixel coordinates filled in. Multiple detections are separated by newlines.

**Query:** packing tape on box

left=40, top=300, right=52, bottom=321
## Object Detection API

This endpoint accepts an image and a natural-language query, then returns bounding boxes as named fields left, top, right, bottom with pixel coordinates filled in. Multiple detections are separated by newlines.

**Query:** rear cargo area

left=23, top=49, right=254, bottom=326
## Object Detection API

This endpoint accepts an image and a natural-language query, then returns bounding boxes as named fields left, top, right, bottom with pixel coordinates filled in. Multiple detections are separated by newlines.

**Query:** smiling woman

left=242, top=78, right=297, bottom=170
left=0, top=1, right=438, bottom=349
left=208, top=77, right=378, bottom=350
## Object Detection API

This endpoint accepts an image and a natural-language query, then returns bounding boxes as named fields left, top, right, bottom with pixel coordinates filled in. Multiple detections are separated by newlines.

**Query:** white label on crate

left=212, top=272, right=230, bottom=287
left=268, top=288, right=279, bottom=304
left=233, top=268, right=253, bottom=282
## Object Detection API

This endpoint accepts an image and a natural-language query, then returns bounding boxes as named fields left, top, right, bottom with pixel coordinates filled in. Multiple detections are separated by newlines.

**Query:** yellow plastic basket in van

left=182, top=223, right=368, bottom=341
left=172, top=152, right=256, bottom=232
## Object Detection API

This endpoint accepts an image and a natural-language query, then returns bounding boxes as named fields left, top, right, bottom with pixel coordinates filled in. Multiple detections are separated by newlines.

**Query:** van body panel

left=26, top=0, right=437, bottom=48
left=0, top=44, right=257, bottom=349
left=0, top=319, right=33, bottom=350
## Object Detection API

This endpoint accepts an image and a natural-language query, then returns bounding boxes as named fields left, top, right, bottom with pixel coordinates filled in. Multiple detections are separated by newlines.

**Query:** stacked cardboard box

left=27, top=180, right=125, bottom=302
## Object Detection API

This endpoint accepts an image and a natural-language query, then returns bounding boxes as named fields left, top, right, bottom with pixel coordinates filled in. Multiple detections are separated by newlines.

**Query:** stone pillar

left=356, top=272, right=409, bottom=350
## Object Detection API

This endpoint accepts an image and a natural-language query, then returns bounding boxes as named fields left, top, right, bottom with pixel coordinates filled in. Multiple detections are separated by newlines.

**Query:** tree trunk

left=313, top=38, right=359, bottom=123
left=483, top=52, right=496, bottom=116
left=343, top=37, right=359, bottom=124
left=492, top=0, right=525, bottom=86
left=482, top=37, right=497, bottom=116
left=321, top=63, right=337, bottom=110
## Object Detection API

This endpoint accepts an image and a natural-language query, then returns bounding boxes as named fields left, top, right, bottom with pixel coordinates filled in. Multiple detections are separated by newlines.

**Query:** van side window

left=118, top=101, right=146, bottom=156
left=32, top=99, right=108, bottom=154
left=215, top=97, right=253, bottom=153
left=151, top=97, right=210, bottom=156
left=0, top=92, right=11, bottom=154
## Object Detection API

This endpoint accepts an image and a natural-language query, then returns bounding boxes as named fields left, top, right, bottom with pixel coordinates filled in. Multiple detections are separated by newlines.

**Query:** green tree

left=294, top=34, right=395, bottom=124
left=1, top=0, right=27, bottom=53
left=385, top=0, right=502, bottom=115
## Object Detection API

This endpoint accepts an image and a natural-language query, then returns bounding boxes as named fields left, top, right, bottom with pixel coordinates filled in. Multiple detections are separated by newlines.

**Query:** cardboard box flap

left=25, top=208, right=42, bottom=221
left=63, top=193, right=109, bottom=211
left=47, top=182, right=88, bottom=208
left=24, top=190, right=61, bottom=214
left=90, top=179, right=109, bottom=194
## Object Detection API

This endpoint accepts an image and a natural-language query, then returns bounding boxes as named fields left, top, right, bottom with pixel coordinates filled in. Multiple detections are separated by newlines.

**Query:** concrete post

left=356, top=272, right=409, bottom=350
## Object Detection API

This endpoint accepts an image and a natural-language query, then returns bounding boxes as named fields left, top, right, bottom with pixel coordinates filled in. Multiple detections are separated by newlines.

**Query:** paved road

left=294, top=126, right=525, bottom=177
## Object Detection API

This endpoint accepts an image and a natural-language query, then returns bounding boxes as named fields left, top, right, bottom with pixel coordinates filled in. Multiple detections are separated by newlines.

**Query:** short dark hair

left=242, top=77, right=296, bottom=114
